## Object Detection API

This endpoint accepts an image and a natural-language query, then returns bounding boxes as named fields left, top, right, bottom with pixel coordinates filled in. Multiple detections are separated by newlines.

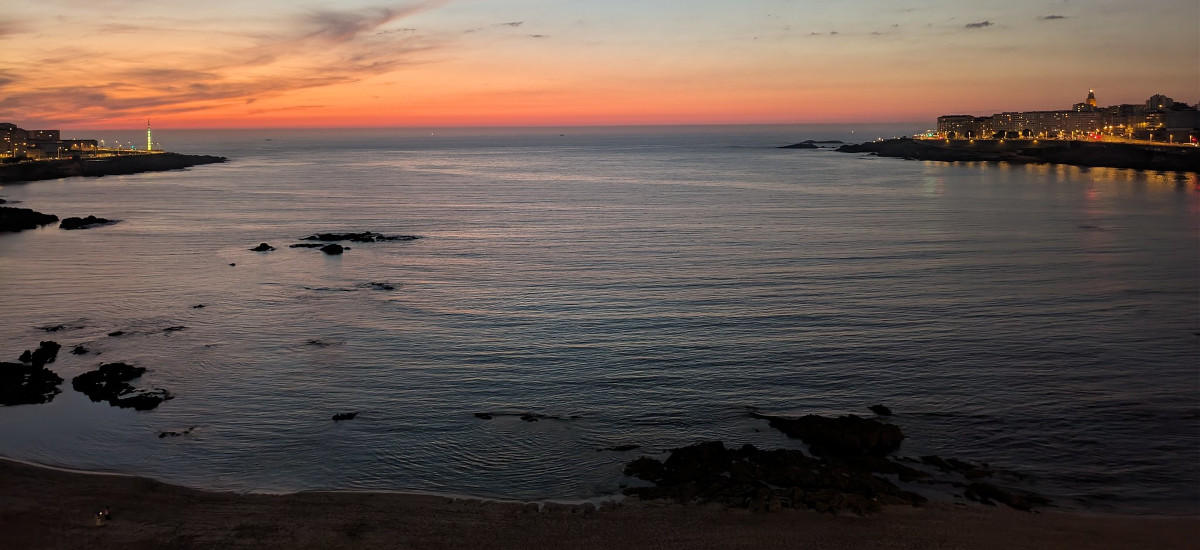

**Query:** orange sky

left=3, top=0, right=1198, bottom=130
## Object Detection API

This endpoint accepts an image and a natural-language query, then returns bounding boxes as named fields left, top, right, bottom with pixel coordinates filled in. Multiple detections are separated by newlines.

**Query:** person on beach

left=95, top=507, right=111, bottom=527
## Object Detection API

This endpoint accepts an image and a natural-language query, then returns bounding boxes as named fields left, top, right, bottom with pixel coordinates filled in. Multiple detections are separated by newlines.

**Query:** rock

left=869, top=404, right=892, bottom=416
left=623, top=457, right=666, bottom=482
left=332, top=412, right=359, bottom=421
left=751, top=412, right=905, bottom=457
left=250, top=243, right=275, bottom=252
left=59, top=215, right=118, bottom=230
left=28, top=341, right=61, bottom=368
left=71, top=362, right=173, bottom=410
left=40, top=324, right=69, bottom=332
left=921, top=455, right=992, bottom=479
left=779, top=142, right=819, bottom=149
left=18, top=350, right=31, bottom=363
left=1, top=360, right=64, bottom=406
left=162, top=326, right=186, bottom=333
left=289, top=243, right=324, bottom=248
left=192, top=304, right=205, bottom=309
left=599, top=444, right=641, bottom=452
left=473, top=412, right=494, bottom=419
left=366, top=282, right=396, bottom=291
left=71, top=345, right=89, bottom=355
left=963, top=482, right=1048, bottom=512
left=229, top=263, right=236, bottom=266
left=107, top=331, right=125, bottom=337
left=158, top=426, right=196, bottom=438
left=0, top=206, right=59, bottom=233
left=301, top=232, right=419, bottom=243
left=320, top=244, right=344, bottom=255
left=519, top=413, right=540, bottom=422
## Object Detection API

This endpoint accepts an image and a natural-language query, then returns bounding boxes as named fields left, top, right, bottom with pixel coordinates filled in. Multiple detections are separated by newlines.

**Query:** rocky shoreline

left=0, top=153, right=227, bottom=184
left=834, top=138, right=1200, bottom=173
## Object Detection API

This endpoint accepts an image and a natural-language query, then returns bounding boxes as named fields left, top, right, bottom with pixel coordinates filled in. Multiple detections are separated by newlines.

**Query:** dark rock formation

left=332, top=412, right=359, bottom=421
left=963, top=482, right=1049, bottom=512
left=622, top=441, right=927, bottom=515
left=473, top=412, right=493, bottom=419
left=159, top=426, right=196, bottom=438
left=192, top=304, right=205, bottom=309
left=320, top=244, right=344, bottom=255
left=71, top=345, right=89, bottom=355
left=20, top=341, right=62, bottom=368
left=289, top=243, right=324, bottom=248
left=59, top=215, right=118, bottom=230
left=40, top=324, right=69, bottom=332
left=301, top=232, right=419, bottom=243
left=0, top=153, right=228, bottom=184
left=869, top=404, right=892, bottom=416
left=0, top=206, right=59, bottom=232
left=837, top=138, right=1200, bottom=173
left=71, top=362, right=173, bottom=411
left=162, top=326, right=186, bottom=333
left=750, top=412, right=904, bottom=457
left=250, top=243, right=275, bottom=252
left=599, top=444, right=641, bottom=452
left=107, top=331, right=125, bottom=337
left=1, top=361, right=63, bottom=406
left=779, top=142, right=818, bottom=149
left=366, top=282, right=396, bottom=291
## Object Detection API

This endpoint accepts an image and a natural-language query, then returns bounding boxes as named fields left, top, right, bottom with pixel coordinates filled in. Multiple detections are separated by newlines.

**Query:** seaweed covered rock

left=751, top=412, right=904, bottom=457
left=0, top=206, right=59, bottom=232
left=59, top=215, right=118, bottom=230
left=72, top=362, right=173, bottom=411
left=1, top=361, right=64, bottom=405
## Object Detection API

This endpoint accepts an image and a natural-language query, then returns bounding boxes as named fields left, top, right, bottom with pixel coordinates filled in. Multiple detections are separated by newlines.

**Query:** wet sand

left=1, top=458, right=1195, bottom=550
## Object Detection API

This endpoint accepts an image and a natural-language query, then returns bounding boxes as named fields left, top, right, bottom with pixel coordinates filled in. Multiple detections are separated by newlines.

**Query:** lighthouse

left=146, top=120, right=152, bottom=151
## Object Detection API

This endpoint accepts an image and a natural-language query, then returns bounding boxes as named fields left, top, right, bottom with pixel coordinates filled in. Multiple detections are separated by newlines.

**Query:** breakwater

left=836, top=138, right=1200, bottom=173
left=0, top=153, right=227, bottom=184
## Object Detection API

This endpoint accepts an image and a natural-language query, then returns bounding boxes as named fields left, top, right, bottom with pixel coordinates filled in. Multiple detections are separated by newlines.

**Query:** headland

left=0, top=153, right=228, bottom=184
left=1, top=458, right=1195, bottom=550
left=835, top=138, right=1200, bottom=173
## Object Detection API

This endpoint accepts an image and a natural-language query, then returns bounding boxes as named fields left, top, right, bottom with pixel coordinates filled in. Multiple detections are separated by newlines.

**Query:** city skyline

left=2, top=0, right=1198, bottom=130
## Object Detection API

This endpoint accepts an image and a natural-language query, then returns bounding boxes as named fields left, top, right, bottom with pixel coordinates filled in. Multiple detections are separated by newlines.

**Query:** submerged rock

left=19, top=341, right=61, bottom=368
left=59, top=215, right=118, bottom=230
left=366, top=282, right=396, bottom=291
left=751, top=412, right=904, bottom=457
left=0, top=206, right=59, bottom=233
left=963, top=482, right=1049, bottom=512
left=71, top=345, right=89, bottom=355
left=289, top=243, right=324, bottom=248
left=250, top=242, right=275, bottom=252
left=159, top=426, right=197, bottom=438
left=72, top=362, right=173, bottom=411
left=600, top=444, right=641, bottom=452
left=320, top=244, right=344, bottom=255
left=332, top=412, right=359, bottom=421
left=869, top=404, right=893, bottom=416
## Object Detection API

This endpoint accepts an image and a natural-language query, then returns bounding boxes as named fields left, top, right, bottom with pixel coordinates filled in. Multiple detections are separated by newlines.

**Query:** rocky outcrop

left=779, top=142, right=818, bottom=149
left=0, top=153, right=228, bottom=184
left=320, top=244, right=344, bottom=255
left=332, top=412, right=359, bottom=421
left=20, top=341, right=61, bottom=368
left=0, top=206, right=59, bottom=232
left=837, top=138, right=1200, bottom=173
left=750, top=412, right=904, bottom=457
left=59, top=215, right=118, bottom=230
left=301, top=232, right=419, bottom=243
left=250, top=243, right=275, bottom=252
left=1, top=361, right=63, bottom=406
left=71, top=362, right=173, bottom=411
left=622, top=441, right=927, bottom=515
left=869, top=404, right=892, bottom=416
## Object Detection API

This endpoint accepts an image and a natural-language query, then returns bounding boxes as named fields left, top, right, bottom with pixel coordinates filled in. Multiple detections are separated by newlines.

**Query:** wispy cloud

left=1038, top=15, right=1067, bottom=20
left=964, top=21, right=993, bottom=29
left=0, top=1, right=451, bottom=124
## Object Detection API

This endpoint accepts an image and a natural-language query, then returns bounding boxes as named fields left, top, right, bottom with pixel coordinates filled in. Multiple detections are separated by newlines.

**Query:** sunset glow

left=3, top=0, right=1198, bottom=129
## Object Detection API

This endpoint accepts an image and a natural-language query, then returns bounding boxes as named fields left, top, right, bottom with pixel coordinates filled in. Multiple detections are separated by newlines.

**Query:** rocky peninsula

left=835, top=138, right=1200, bottom=173
left=0, top=153, right=227, bottom=184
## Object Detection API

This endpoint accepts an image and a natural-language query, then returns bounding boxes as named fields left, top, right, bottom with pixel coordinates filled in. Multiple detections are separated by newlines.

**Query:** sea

left=0, top=125, right=1197, bottom=514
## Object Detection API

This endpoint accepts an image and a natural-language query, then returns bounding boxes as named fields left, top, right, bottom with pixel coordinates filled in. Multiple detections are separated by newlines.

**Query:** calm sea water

left=1, top=126, right=1197, bottom=513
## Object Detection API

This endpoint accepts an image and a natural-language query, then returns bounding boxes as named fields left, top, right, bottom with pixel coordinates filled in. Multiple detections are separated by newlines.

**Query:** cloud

left=528, top=34, right=547, bottom=39
left=1038, top=15, right=1067, bottom=20
left=0, top=1, right=450, bottom=124
left=964, top=21, right=993, bottom=29
left=498, top=21, right=523, bottom=27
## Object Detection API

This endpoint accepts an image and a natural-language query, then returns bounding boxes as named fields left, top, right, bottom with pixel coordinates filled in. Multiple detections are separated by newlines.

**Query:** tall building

left=1087, top=89, right=1097, bottom=108
left=147, top=120, right=152, bottom=152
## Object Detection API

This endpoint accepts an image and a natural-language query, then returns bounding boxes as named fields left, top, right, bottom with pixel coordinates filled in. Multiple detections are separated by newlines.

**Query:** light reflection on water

left=0, top=128, right=1196, bottom=513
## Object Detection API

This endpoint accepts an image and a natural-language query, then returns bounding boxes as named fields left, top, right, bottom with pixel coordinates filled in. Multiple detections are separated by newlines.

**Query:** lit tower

left=1086, top=90, right=1097, bottom=108
left=146, top=120, right=152, bottom=151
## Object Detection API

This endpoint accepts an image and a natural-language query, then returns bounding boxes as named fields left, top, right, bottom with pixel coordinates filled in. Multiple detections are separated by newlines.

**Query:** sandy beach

left=1, top=458, right=1195, bottom=550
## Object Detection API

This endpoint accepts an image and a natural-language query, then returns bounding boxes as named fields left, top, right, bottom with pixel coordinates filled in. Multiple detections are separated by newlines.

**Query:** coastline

left=2, top=457, right=1195, bottom=550
left=833, top=138, right=1200, bottom=173
left=0, top=153, right=227, bottom=184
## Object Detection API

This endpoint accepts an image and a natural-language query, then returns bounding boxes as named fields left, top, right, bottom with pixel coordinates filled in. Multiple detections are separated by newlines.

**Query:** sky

left=2, top=0, right=1197, bottom=129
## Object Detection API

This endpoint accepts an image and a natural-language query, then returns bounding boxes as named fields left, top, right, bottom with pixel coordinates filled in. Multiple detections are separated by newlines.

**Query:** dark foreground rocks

left=2, top=341, right=65, bottom=405
left=59, top=215, right=118, bottom=230
left=20, top=341, right=62, bottom=369
left=71, top=363, right=173, bottom=411
left=320, top=243, right=344, bottom=255
left=250, top=243, right=275, bottom=251
left=0, top=206, right=59, bottom=232
left=749, top=412, right=904, bottom=457
left=332, top=412, right=359, bottom=421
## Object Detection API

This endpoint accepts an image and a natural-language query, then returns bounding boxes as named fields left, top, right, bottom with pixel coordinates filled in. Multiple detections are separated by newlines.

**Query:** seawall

left=0, top=153, right=228, bottom=184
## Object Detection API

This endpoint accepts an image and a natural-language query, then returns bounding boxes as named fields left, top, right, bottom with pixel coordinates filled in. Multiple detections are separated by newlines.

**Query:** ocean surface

left=1, top=125, right=1197, bottom=514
